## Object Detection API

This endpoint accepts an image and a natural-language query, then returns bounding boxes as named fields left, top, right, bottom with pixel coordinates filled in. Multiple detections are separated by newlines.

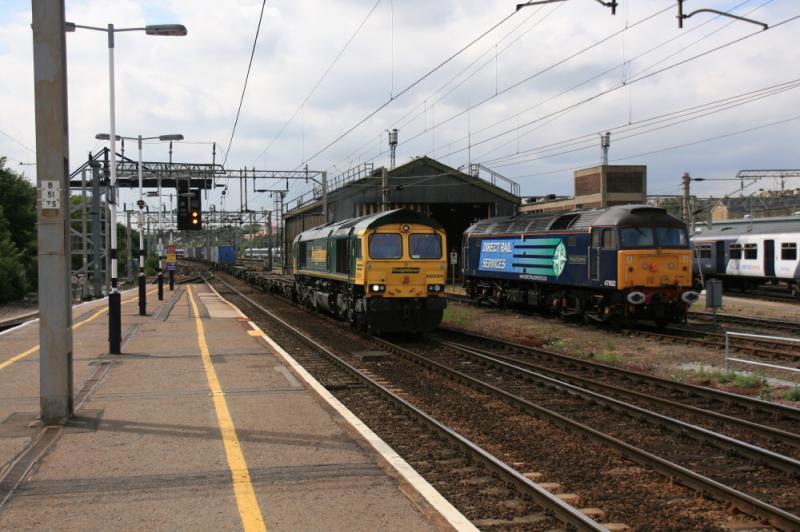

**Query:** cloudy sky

left=1, top=0, right=799, bottom=214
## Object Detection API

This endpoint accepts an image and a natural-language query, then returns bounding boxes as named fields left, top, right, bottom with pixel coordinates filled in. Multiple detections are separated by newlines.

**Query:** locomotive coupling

left=627, top=291, right=646, bottom=305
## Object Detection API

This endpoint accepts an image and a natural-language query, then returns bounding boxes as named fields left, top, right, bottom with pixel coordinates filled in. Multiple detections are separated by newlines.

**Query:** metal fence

left=724, top=331, right=800, bottom=375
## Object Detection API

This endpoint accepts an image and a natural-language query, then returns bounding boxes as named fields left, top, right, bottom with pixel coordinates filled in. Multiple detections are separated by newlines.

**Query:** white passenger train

left=691, top=216, right=800, bottom=291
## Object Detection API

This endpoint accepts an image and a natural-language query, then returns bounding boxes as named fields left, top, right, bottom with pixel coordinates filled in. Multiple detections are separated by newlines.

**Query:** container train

left=185, top=245, right=236, bottom=264
left=691, top=217, right=800, bottom=293
left=293, top=209, right=448, bottom=333
left=462, top=205, right=699, bottom=326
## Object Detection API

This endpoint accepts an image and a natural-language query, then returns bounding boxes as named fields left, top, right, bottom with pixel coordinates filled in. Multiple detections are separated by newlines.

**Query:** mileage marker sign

left=41, top=180, right=61, bottom=212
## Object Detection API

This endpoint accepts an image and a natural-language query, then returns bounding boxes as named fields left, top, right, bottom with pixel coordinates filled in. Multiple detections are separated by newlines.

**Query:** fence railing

left=724, top=331, right=800, bottom=375
left=286, top=163, right=375, bottom=212
left=460, top=163, right=521, bottom=197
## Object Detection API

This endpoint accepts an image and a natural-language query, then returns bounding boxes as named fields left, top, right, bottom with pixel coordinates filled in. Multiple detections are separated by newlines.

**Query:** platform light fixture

left=68, top=19, right=187, bottom=353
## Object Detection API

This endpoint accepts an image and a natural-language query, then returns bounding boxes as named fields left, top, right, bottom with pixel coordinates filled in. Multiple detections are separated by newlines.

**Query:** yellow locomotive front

left=614, top=224, right=699, bottom=325
left=354, top=219, right=448, bottom=333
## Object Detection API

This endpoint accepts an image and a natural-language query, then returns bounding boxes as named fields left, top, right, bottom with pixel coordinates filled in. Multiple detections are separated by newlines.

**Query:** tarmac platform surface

left=0, top=284, right=468, bottom=531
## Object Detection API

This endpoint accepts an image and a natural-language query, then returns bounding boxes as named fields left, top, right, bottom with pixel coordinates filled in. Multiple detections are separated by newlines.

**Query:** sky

left=1, top=0, right=799, bottom=216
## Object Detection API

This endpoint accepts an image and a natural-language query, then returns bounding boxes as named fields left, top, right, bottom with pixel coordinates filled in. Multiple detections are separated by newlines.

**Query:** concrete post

left=126, top=210, right=133, bottom=283
left=321, top=171, right=328, bottom=222
left=267, top=210, right=273, bottom=271
left=80, top=169, right=88, bottom=300
left=682, top=172, right=691, bottom=226
left=91, top=166, right=102, bottom=298
left=381, top=167, right=389, bottom=212
left=32, top=0, right=74, bottom=423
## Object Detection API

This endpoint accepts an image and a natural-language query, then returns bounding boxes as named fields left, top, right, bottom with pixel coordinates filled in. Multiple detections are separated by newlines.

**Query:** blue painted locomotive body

left=462, top=205, right=698, bottom=325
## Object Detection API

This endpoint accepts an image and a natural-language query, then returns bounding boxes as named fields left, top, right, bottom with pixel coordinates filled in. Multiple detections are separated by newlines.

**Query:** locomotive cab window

left=602, top=229, right=616, bottom=249
left=355, top=237, right=362, bottom=259
left=298, top=242, right=308, bottom=267
left=655, top=227, right=688, bottom=247
left=334, top=238, right=349, bottom=274
left=369, top=233, right=402, bottom=259
left=409, top=233, right=442, bottom=259
left=744, top=243, right=757, bottom=260
left=730, top=244, right=742, bottom=259
left=781, top=242, right=797, bottom=261
left=619, top=227, right=654, bottom=248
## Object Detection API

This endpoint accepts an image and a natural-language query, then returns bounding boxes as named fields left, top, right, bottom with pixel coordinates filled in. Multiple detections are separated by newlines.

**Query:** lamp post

left=66, top=21, right=186, bottom=354
left=96, top=133, right=183, bottom=315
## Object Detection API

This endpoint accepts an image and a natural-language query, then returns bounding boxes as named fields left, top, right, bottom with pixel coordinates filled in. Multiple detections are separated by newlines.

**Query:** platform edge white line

left=247, top=321, right=478, bottom=532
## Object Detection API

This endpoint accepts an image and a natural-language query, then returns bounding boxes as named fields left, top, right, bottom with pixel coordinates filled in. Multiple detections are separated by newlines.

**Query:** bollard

left=109, top=291, right=121, bottom=354
left=138, top=274, right=146, bottom=315
left=158, top=272, right=164, bottom=300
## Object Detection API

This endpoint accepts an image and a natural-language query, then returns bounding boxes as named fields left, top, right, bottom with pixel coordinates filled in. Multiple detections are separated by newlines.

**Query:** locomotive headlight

left=668, top=262, right=676, bottom=270
left=371, top=284, right=382, bottom=292
left=427, top=284, right=443, bottom=292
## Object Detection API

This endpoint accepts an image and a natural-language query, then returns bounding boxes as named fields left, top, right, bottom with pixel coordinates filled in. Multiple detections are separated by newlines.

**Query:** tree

left=0, top=205, right=28, bottom=302
left=0, top=157, right=37, bottom=290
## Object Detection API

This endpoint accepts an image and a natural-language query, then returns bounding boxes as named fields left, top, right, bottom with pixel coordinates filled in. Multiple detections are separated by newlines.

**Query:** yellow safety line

left=0, top=288, right=159, bottom=372
left=186, top=286, right=267, bottom=532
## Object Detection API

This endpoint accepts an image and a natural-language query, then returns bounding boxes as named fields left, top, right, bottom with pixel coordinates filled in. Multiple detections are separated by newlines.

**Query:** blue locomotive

left=462, top=205, right=699, bottom=326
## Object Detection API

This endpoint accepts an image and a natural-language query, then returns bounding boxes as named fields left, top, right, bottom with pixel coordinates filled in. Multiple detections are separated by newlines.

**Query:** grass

left=442, top=305, right=475, bottom=327
left=594, top=349, right=621, bottom=363
left=782, top=387, right=800, bottom=401
left=671, top=364, right=764, bottom=389
left=733, top=373, right=763, bottom=389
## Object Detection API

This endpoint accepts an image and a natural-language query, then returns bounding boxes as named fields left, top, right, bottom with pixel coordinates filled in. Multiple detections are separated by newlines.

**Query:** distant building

left=519, top=165, right=646, bottom=213
left=282, top=156, right=521, bottom=269
left=709, top=190, right=800, bottom=221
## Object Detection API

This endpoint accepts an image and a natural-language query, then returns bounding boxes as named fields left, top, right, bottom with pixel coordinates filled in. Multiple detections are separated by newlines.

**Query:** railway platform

left=0, top=284, right=468, bottom=530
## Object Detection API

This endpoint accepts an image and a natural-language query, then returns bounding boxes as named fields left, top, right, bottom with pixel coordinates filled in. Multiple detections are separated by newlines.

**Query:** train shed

left=283, top=156, right=521, bottom=269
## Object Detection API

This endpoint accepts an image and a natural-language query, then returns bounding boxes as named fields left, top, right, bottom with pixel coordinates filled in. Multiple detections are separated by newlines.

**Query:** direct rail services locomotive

left=293, top=209, right=448, bottom=333
left=462, top=204, right=699, bottom=326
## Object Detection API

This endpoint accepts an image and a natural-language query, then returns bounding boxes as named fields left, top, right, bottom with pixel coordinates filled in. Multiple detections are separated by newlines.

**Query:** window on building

left=781, top=242, right=797, bottom=261
left=744, top=243, right=757, bottom=260
left=409, top=233, right=441, bottom=259
left=369, top=233, right=402, bottom=259
left=729, top=244, right=742, bottom=259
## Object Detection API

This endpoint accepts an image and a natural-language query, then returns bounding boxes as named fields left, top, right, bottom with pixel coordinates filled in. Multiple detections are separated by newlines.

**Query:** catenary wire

left=222, top=0, right=267, bottom=168
left=250, top=0, right=384, bottom=167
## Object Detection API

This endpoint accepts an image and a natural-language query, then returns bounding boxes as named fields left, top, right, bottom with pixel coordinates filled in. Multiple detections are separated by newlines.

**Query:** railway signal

left=177, top=184, right=203, bottom=230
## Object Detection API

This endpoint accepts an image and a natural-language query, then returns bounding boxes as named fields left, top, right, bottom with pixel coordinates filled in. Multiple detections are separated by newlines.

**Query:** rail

left=725, top=331, right=800, bottom=375
left=460, top=163, right=521, bottom=197
left=286, top=163, right=374, bottom=212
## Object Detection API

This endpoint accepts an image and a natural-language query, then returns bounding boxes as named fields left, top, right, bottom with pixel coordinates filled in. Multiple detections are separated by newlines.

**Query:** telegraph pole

left=32, top=0, right=73, bottom=423
left=381, top=167, right=390, bottom=211
left=682, top=172, right=691, bottom=225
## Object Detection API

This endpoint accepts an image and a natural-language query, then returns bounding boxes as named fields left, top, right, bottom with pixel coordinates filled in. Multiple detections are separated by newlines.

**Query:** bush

left=0, top=209, right=28, bottom=302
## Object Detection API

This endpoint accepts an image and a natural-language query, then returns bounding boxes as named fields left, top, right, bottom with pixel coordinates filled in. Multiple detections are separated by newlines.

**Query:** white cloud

left=2, top=0, right=798, bottom=212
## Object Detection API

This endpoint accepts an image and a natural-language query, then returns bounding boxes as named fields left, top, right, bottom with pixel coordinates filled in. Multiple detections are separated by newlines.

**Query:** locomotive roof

left=465, top=204, right=684, bottom=236
left=294, top=208, right=443, bottom=243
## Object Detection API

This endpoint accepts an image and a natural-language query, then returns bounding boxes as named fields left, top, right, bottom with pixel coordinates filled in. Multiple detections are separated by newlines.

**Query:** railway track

left=204, top=272, right=609, bottom=531
left=0, top=311, right=38, bottom=333
left=206, top=266, right=798, bottom=529
left=447, top=291, right=800, bottom=363
left=431, top=327, right=800, bottom=455
left=372, top=332, right=800, bottom=530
